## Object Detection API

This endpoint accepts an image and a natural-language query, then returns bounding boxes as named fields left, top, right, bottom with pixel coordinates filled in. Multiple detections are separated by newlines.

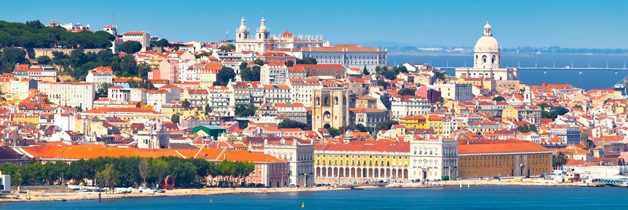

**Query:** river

left=3, top=186, right=628, bottom=209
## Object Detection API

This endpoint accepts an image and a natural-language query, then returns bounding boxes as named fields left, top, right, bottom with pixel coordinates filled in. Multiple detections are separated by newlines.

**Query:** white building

left=108, top=86, right=131, bottom=102
left=390, top=95, right=432, bottom=119
left=435, top=83, right=474, bottom=102
left=296, top=44, right=387, bottom=72
left=235, top=17, right=328, bottom=53
left=235, top=17, right=271, bottom=53
left=408, top=135, right=458, bottom=181
left=455, top=23, right=518, bottom=81
left=38, top=81, right=95, bottom=110
left=253, top=137, right=315, bottom=187
left=287, top=78, right=321, bottom=107
left=260, top=64, right=288, bottom=85
left=85, top=66, right=113, bottom=89
left=8, top=79, right=32, bottom=100
left=130, top=88, right=147, bottom=104
left=122, top=31, right=151, bottom=52
left=0, top=172, right=10, bottom=192
left=135, top=121, right=169, bottom=149
left=207, top=86, right=235, bottom=116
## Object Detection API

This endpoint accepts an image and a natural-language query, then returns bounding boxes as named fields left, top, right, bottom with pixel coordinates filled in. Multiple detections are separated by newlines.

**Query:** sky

left=1, top=0, right=627, bottom=48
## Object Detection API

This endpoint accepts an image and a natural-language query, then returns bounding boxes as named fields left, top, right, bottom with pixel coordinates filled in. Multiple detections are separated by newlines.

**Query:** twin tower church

left=455, top=23, right=519, bottom=81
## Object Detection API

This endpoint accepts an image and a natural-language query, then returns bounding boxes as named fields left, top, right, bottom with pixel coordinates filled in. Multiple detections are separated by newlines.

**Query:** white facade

left=108, top=86, right=131, bottom=102
left=85, top=67, right=113, bottom=89
left=455, top=23, right=518, bottom=81
left=390, top=96, right=432, bottom=119
left=287, top=78, right=321, bottom=107
left=235, top=17, right=271, bottom=53
left=38, top=82, right=95, bottom=110
left=122, top=31, right=151, bottom=52
left=130, top=88, right=147, bottom=103
left=260, top=64, right=288, bottom=85
left=262, top=138, right=315, bottom=187
left=298, top=45, right=387, bottom=72
left=408, top=135, right=458, bottom=181
left=9, top=79, right=31, bottom=100
left=135, top=121, right=169, bottom=149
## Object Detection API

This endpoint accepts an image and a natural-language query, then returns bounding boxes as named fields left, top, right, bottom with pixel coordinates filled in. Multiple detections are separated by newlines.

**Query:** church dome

left=474, top=23, right=499, bottom=52
left=237, top=17, right=248, bottom=33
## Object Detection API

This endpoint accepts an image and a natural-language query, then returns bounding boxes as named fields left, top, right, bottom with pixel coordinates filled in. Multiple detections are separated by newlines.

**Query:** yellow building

left=399, top=115, right=427, bottom=129
left=314, top=140, right=410, bottom=184
left=12, top=114, right=40, bottom=126
left=458, top=141, right=552, bottom=178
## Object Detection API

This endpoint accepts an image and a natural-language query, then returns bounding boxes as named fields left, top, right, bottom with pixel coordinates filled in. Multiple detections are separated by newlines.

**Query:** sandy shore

left=1, top=186, right=346, bottom=203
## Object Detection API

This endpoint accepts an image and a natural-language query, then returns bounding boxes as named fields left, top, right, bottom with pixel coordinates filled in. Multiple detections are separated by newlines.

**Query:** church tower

left=236, top=17, right=249, bottom=42
left=256, top=17, right=270, bottom=41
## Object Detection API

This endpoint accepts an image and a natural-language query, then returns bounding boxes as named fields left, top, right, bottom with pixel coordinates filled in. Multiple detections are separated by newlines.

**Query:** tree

left=278, top=119, right=310, bottom=130
left=138, top=158, right=149, bottom=187
left=97, top=83, right=112, bottom=98
left=296, top=57, right=317, bottom=64
left=362, top=66, right=370, bottom=75
left=218, top=44, right=235, bottom=52
left=382, top=69, right=397, bottom=80
left=492, top=96, right=506, bottom=102
left=149, top=158, right=169, bottom=186
left=0, top=163, right=22, bottom=186
left=234, top=105, right=256, bottom=117
left=327, top=127, right=341, bottom=137
left=214, top=67, right=236, bottom=86
left=204, top=104, right=212, bottom=115
left=398, top=88, right=415, bottom=96
left=118, top=41, right=142, bottom=54
left=182, top=99, right=191, bottom=109
left=552, top=152, right=567, bottom=168
left=36, top=56, right=52, bottom=65
left=355, top=124, right=369, bottom=132
left=171, top=114, right=180, bottom=124
left=0, top=48, right=29, bottom=73
left=240, top=65, right=260, bottom=81
left=573, top=104, right=583, bottom=109
left=253, top=59, right=264, bottom=66
left=155, top=38, right=170, bottom=47
left=96, top=163, right=120, bottom=192
left=285, top=60, right=294, bottom=67
left=375, top=120, right=398, bottom=133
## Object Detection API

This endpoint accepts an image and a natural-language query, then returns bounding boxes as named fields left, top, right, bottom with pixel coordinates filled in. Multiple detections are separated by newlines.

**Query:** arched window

left=482, top=55, right=487, bottom=64
left=334, top=96, right=339, bottom=105
left=491, top=55, right=496, bottom=64
left=475, top=55, right=478, bottom=64
left=316, top=97, right=321, bottom=105
left=323, top=96, right=329, bottom=106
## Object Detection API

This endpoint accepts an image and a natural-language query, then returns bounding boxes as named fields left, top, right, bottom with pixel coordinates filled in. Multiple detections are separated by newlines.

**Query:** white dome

left=258, top=17, right=268, bottom=32
left=474, top=36, right=499, bottom=52
left=237, top=17, right=248, bottom=33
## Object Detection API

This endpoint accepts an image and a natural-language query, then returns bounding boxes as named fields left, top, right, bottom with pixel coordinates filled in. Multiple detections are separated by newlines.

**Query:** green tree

left=375, top=120, right=398, bottom=133
left=0, top=48, right=29, bottom=73
left=138, top=158, right=150, bottom=187
left=213, top=67, right=236, bottom=86
left=362, top=66, right=370, bottom=75
left=97, top=83, right=112, bottom=98
left=278, top=119, right=310, bottom=130
left=492, top=96, right=506, bottom=102
left=96, top=163, right=120, bottom=192
left=149, top=158, right=169, bottom=185
left=296, top=57, right=317, bottom=64
left=0, top=163, right=22, bottom=186
left=182, top=99, right=191, bottom=109
left=355, top=124, right=369, bottom=132
left=253, top=59, right=264, bottom=66
left=234, top=105, right=256, bottom=117
left=155, top=38, right=170, bottom=47
left=171, top=114, right=180, bottom=124
left=552, top=152, right=568, bottom=168
left=398, top=88, right=415, bottom=96
left=118, top=41, right=142, bottom=54
left=218, top=44, right=235, bottom=52
left=284, top=60, right=294, bottom=67
left=327, top=127, right=341, bottom=137
left=36, top=56, right=52, bottom=65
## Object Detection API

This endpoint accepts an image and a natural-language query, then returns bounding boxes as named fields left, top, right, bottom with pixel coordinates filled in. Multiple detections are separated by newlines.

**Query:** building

left=86, top=66, right=113, bottom=89
left=247, top=137, right=315, bottom=187
left=260, top=64, right=288, bottom=85
left=13, top=64, right=57, bottom=82
left=122, top=31, right=151, bottom=52
left=287, top=78, right=321, bottom=107
left=457, top=140, right=552, bottom=178
left=349, top=108, right=389, bottom=128
left=108, top=86, right=131, bottom=102
left=235, top=17, right=328, bottom=53
left=312, top=84, right=350, bottom=131
left=455, top=23, right=518, bottom=81
left=38, top=81, right=95, bottom=111
left=408, top=135, right=458, bottom=181
left=294, top=64, right=346, bottom=79
left=298, top=44, right=387, bottom=72
left=314, top=140, right=410, bottom=184
left=275, top=102, right=309, bottom=125
left=134, top=121, right=169, bottom=149
left=0, top=172, right=10, bottom=192
left=435, top=83, right=474, bottom=102
left=390, top=95, right=432, bottom=119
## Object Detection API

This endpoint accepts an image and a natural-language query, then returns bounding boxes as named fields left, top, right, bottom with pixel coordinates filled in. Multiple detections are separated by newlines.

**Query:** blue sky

left=1, top=0, right=626, bottom=48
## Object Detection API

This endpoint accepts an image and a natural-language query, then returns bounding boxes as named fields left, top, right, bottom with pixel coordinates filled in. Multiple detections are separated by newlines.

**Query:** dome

left=258, top=17, right=268, bottom=32
left=474, top=36, right=499, bottom=52
left=474, top=23, right=499, bottom=52
left=237, top=17, right=248, bottom=33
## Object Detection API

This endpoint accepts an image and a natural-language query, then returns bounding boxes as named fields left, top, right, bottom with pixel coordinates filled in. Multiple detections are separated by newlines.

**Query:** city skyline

left=1, top=0, right=627, bottom=48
